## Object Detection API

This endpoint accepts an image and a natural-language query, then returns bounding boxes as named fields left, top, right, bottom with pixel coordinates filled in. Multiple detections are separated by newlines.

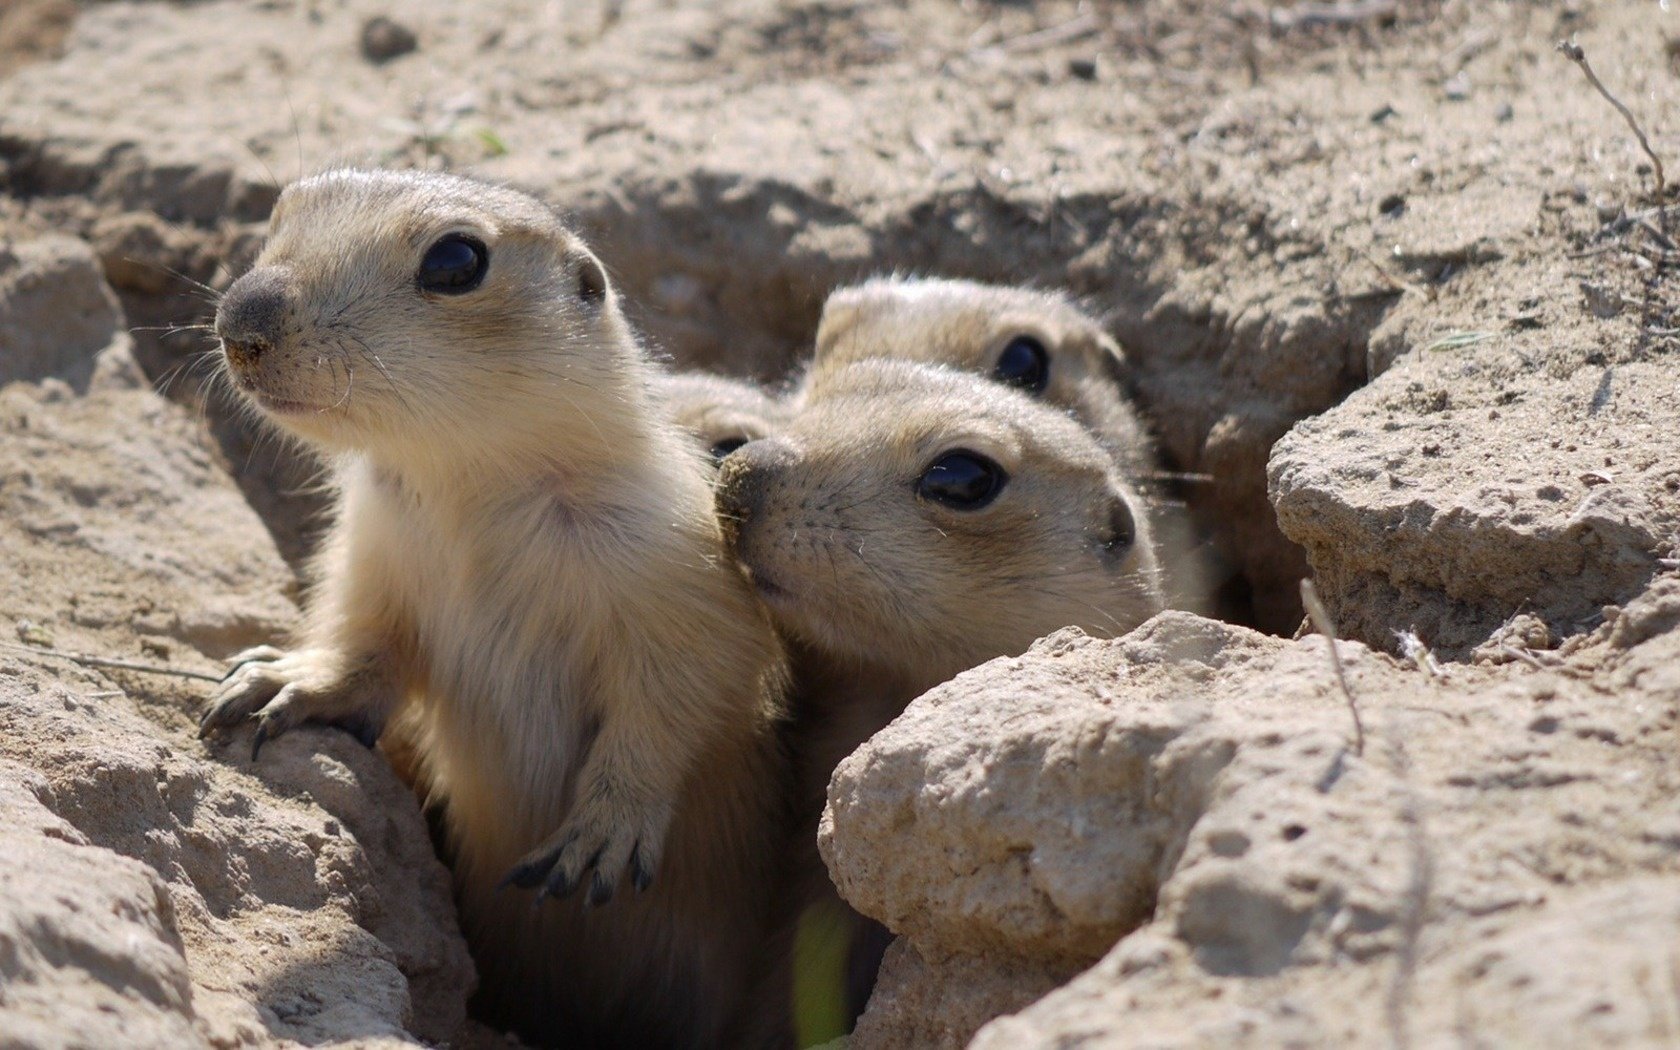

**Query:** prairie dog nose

left=216, top=266, right=294, bottom=372
left=714, top=438, right=797, bottom=551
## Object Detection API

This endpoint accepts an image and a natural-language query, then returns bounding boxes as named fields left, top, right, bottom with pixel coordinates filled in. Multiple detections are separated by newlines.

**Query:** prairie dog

left=719, top=356, right=1165, bottom=724
left=809, top=275, right=1207, bottom=612
left=652, top=370, right=782, bottom=463
left=717, top=358, right=1168, bottom=1021
left=198, top=170, right=789, bottom=1048
left=809, top=276, right=1155, bottom=478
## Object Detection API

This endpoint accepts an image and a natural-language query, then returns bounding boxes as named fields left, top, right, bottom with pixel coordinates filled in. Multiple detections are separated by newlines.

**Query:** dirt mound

left=0, top=0, right=1676, bottom=1046
left=828, top=598, right=1680, bottom=1046
left=0, top=239, right=473, bottom=1046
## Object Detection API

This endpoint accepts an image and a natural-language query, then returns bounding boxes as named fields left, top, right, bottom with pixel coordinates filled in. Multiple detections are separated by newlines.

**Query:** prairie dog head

left=215, top=169, right=633, bottom=469
left=811, top=276, right=1128, bottom=401
left=715, top=359, right=1164, bottom=687
left=652, top=371, right=782, bottom=465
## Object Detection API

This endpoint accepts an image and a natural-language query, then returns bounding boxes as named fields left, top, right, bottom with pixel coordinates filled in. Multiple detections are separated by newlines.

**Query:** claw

left=501, top=858, right=550, bottom=891
left=632, top=845, right=655, bottom=893
left=539, top=843, right=604, bottom=904
left=251, top=721, right=271, bottom=761
left=585, top=872, right=615, bottom=908
left=199, top=697, right=242, bottom=740
left=501, top=832, right=574, bottom=891
left=539, top=863, right=584, bottom=903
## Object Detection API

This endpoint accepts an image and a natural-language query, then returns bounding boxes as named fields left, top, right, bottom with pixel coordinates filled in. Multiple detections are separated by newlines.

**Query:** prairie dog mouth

left=254, top=393, right=327, bottom=416
left=235, top=378, right=333, bottom=417
left=744, top=565, right=793, bottom=605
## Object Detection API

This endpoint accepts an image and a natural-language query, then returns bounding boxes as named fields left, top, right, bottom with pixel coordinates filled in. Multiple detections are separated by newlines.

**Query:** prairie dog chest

left=345, top=464, right=598, bottom=808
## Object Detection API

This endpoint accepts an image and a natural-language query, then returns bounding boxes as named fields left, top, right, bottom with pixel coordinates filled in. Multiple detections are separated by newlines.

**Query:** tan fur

left=200, top=169, right=791, bottom=1049
left=716, top=360, right=1169, bottom=962
left=721, top=356, right=1166, bottom=707
left=652, top=370, right=783, bottom=464
left=809, top=277, right=1154, bottom=477
left=807, top=275, right=1209, bottom=613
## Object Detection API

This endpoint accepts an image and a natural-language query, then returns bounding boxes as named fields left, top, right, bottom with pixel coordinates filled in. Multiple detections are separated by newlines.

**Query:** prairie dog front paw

left=503, top=785, right=674, bottom=907
left=200, top=646, right=392, bottom=759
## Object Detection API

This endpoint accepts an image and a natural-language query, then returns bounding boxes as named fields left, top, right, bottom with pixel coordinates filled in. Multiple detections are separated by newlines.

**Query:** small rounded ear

left=577, top=254, right=608, bottom=303
left=812, top=287, right=870, bottom=360
left=1089, top=330, right=1139, bottom=395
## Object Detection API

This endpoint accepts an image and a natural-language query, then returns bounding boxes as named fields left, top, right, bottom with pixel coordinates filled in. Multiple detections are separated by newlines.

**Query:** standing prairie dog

left=199, top=170, right=790, bottom=1048
left=808, top=275, right=1208, bottom=613
left=652, top=370, right=783, bottom=464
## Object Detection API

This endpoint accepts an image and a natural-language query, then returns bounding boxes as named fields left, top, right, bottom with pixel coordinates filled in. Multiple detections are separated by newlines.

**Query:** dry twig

left=1384, top=735, right=1434, bottom=1050
left=0, top=640, right=222, bottom=683
left=1271, top=0, right=1396, bottom=32
left=1557, top=41, right=1668, bottom=205
left=972, top=11, right=1100, bottom=58
left=1300, top=579, right=1365, bottom=756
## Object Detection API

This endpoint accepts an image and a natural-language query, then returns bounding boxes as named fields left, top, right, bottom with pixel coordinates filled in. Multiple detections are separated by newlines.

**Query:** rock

left=1271, top=334, right=1676, bottom=658
left=975, top=876, right=1680, bottom=1048
left=0, top=761, right=201, bottom=1049
left=0, top=352, right=474, bottom=1043
left=853, top=941, right=1072, bottom=1050
left=360, top=16, right=419, bottom=64
left=0, top=0, right=75, bottom=78
left=92, top=210, right=206, bottom=296
left=825, top=599, right=1680, bottom=1047
left=0, top=236, right=138, bottom=392
left=822, top=618, right=1268, bottom=965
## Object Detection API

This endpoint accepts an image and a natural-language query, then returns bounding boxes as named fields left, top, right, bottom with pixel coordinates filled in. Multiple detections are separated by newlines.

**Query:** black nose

left=714, top=439, right=795, bottom=552
left=216, top=266, right=293, bottom=371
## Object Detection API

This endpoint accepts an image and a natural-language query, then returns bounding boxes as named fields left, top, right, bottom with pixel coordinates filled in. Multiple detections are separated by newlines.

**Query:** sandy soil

left=0, top=1, right=1676, bottom=1047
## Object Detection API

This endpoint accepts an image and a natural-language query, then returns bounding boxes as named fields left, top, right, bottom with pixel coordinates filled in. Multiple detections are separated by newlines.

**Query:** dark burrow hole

left=78, top=179, right=1389, bottom=1044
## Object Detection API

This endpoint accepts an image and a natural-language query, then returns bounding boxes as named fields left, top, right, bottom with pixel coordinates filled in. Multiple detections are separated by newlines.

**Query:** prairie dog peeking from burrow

left=719, top=356, right=1166, bottom=713
left=807, top=276, right=1155, bottom=479
left=199, top=169, right=791, bottom=1048
left=806, top=275, right=1209, bottom=614
left=716, top=357, right=1169, bottom=1022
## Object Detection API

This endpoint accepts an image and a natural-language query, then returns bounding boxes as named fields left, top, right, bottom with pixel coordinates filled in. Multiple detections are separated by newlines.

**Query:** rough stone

left=0, top=255, right=474, bottom=1046
left=1, top=1, right=1678, bottom=1046
left=825, top=590, right=1680, bottom=1047
left=1272, top=313, right=1678, bottom=658
left=0, top=235, right=138, bottom=391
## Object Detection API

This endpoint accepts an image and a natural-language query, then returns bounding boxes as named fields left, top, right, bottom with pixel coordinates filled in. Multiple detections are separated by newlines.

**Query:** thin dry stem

left=1300, top=578, right=1365, bottom=756
left=0, top=640, right=222, bottom=682
left=1384, top=733, right=1434, bottom=1050
left=1557, top=41, right=1668, bottom=205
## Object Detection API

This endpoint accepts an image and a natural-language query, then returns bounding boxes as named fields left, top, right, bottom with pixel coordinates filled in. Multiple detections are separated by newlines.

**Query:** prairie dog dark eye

left=418, top=234, right=488, bottom=295
left=917, top=451, right=1006, bottom=510
left=710, top=436, right=749, bottom=462
left=994, top=335, right=1049, bottom=394
left=1103, top=496, right=1136, bottom=556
